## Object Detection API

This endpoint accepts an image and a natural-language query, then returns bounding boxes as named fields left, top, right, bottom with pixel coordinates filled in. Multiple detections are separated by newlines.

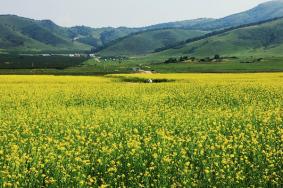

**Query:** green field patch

left=110, top=75, right=176, bottom=83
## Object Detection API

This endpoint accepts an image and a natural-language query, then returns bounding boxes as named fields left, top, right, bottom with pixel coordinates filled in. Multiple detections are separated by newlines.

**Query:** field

left=0, top=54, right=88, bottom=69
left=1, top=54, right=283, bottom=75
left=0, top=73, right=282, bottom=187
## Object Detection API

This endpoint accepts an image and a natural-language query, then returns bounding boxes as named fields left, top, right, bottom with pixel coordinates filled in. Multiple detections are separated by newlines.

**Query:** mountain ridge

left=0, top=15, right=213, bottom=52
left=153, top=17, right=283, bottom=58
left=97, top=0, right=283, bottom=56
left=1, top=0, right=283, bottom=54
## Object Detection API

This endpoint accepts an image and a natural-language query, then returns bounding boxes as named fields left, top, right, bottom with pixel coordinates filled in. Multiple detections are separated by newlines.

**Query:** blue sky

left=0, top=0, right=269, bottom=27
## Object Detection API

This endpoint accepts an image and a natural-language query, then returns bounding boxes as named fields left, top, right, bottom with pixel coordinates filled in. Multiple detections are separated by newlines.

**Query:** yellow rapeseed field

left=0, top=73, right=282, bottom=187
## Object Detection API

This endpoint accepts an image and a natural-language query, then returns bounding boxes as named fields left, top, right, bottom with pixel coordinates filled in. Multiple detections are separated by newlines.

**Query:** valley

left=1, top=0, right=283, bottom=74
left=0, top=1, right=283, bottom=187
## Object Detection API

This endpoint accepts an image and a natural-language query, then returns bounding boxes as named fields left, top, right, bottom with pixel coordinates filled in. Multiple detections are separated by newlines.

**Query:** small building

left=42, top=54, right=51, bottom=57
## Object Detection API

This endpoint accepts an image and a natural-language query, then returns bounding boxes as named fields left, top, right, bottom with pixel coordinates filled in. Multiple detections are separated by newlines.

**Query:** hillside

left=144, top=18, right=215, bottom=30
left=156, top=17, right=283, bottom=57
left=95, top=0, right=283, bottom=57
left=70, top=18, right=214, bottom=51
left=2, top=0, right=283, bottom=53
left=0, top=15, right=91, bottom=52
left=69, top=26, right=141, bottom=50
left=0, top=15, right=213, bottom=52
left=191, top=0, right=283, bottom=30
left=97, top=29, right=207, bottom=56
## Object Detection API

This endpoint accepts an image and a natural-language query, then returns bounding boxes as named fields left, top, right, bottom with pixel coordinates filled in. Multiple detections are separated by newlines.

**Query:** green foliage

left=0, top=54, right=88, bottom=69
left=164, top=58, right=179, bottom=64
left=0, top=55, right=283, bottom=75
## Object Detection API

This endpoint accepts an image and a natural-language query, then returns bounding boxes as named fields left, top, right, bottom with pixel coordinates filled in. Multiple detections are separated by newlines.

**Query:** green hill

left=0, top=15, right=91, bottom=52
left=97, top=29, right=207, bottom=56
left=143, top=18, right=215, bottom=30
left=95, top=0, right=283, bottom=57
left=2, top=0, right=283, bottom=54
left=70, top=19, right=214, bottom=51
left=69, top=26, right=140, bottom=50
left=156, top=18, right=283, bottom=58
left=0, top=16, right=213, bottom=52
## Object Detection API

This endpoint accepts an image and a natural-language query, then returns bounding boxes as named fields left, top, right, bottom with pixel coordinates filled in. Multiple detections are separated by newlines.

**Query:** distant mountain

left=96, top=0, right=283, bottom=57
left=191, top=0, right=283, bottom=30
left=144, top=18, right=215, bottom=30
left=155, top=17, right=283, bottom=57
left=69, top=26, right=140, bottom=50
left=0, top=15, right=91, bottom=52
left=97, top=29, right=208, bottom=57
left=0, top=15, right=213, bottom=52
left=70, top=18, right=214, bottom=51
left=1, top=0, right=283, bottom=54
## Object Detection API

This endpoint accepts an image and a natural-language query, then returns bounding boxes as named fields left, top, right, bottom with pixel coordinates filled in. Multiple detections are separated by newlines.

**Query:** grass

left=153, top=18, right=283, bottom=58
left=0, top=15, right=92, bottom=52
left=1, top=52, right=283, bottom=75
left=1, top=56, right=283, bottom=75
left=149, top=57, right=283, bottom=73
left=97, top=29, right=207, bottom=56
left=0, top=73, right=282, bottom=187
